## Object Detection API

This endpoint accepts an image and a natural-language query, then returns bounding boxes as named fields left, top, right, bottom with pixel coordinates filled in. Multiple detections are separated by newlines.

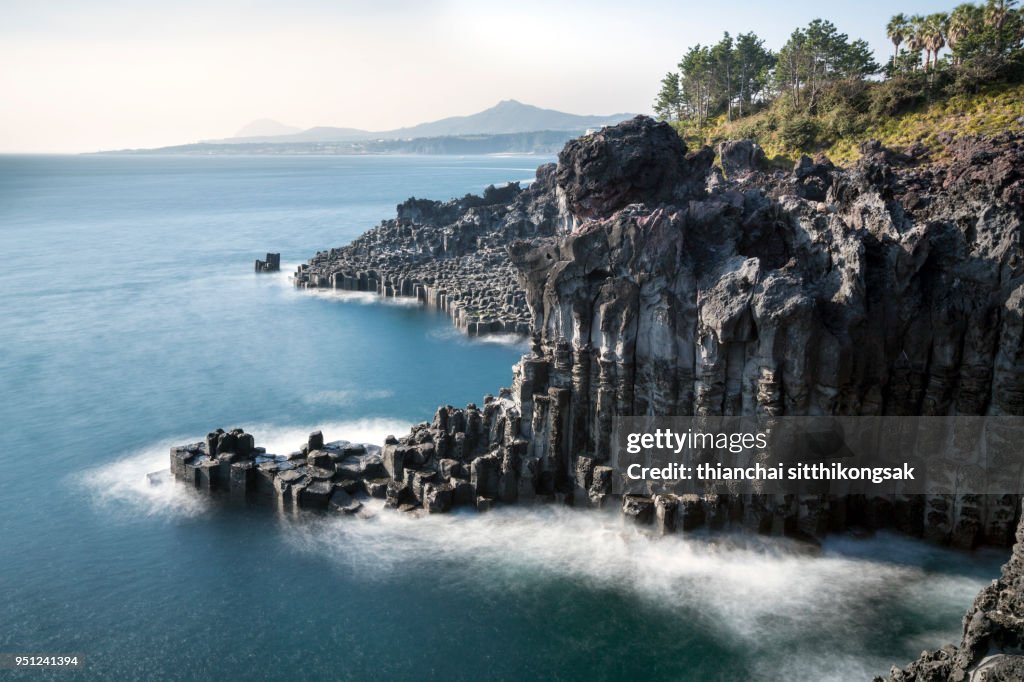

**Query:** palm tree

left=887, top=13, right=911, bottom=68
left=986, top=0, right=1019, bottom=52
left=924, top=13, right=949, bottom=70
left=948, top=4, right=982, bottom=63
left=907, top=15, right=927, bottom=70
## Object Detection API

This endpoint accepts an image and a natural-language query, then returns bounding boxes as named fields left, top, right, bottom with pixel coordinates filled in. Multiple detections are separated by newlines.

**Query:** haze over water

left=0, top=154, right=1003, bottom=680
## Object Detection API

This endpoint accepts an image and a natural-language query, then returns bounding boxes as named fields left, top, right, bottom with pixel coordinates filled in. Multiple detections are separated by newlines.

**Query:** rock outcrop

left=284, top=119, right=1024, bottom=547
left=292, top=175, right=561, bottom=336
left=879, top=502, right=1024, bottom=681
left=201, top=120, right=1024, bottom=678
left=255, top=252, right=280, bottom=272
left=170, top=427, right=383, bottom=514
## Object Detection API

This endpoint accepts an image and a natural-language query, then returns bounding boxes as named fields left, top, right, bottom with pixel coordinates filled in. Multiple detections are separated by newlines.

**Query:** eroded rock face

left=170, top=428, right=380, bottom=515
left=292, top=124, right=1023, bottom=548
left=554, top=116, right=700, bottom=220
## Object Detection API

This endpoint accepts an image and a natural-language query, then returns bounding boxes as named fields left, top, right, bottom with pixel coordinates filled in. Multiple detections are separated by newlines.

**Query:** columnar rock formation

left=198, top=117, right=1024, bottom=677
left=367, top=118, right=1023, bottom=548
left=293, top=180, right=561, bottom=336
left=255, top=252, right=280, bottom=272
left=170, top=427, right=385, bottom=514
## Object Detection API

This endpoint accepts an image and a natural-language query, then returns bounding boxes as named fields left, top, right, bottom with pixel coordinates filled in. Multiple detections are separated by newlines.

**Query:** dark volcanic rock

left=718, top=139, right=766, bottom=178
left=880, top=501, right=1024, bottom=681
left=255, top=252, right=280, bottom=273
left=292, top=167, right=564, bottom=337
left=555, top=116, right=692, bottom=219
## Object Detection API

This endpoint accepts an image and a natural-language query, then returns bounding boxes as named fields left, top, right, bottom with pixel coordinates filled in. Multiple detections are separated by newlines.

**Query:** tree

left=986, top=0, right=1018, bottom=52
left=678, top=45, right=715, bottom=127
left=907, top=15, right=927, bottom=69
left=775, top=28, right=809, bottom=106
left=948, top=4, right=983, bottom=63
left=840, top=38, right=881, bottom=77
left=887, top=13, right=911, bottom=67
left=733, top=32, right=775, bottom=116
left=775, top=20, right=878, bottom=109
left=710, top=33, right=736, bottom=120
left=922, top=13, right=949, bottom=70
left=654, top=72, right=683, bottom=121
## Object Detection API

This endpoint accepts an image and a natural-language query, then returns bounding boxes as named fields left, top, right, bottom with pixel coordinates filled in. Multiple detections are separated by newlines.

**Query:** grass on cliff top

left=675, top=82, right=1024, bottom=168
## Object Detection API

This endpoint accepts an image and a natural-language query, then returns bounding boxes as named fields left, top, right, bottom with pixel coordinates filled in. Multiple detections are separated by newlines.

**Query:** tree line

left=886, top=1, right=1024, bottom=72
left=654, top=0, right=1024, bottom=130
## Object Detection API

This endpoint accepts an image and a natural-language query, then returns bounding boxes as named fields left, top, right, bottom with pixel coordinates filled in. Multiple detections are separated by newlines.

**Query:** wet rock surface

left=171, top=427, right=382, bottom=515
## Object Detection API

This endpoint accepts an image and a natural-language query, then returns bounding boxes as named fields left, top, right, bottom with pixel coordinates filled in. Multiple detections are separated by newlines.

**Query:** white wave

left=302, top=389, right=395, bottom=408
left=284, top=505, right=996, bottom=676
left=301, top=288, right=421, bottom=307
left=78, top=417, right=412, bottom=519
left=241, top=417, right=412, bottom=455
left=427, top=326, right=529, bottom=350
left=78, top=434, right=210, bottom=519
left=474, top=332, right=530, bottom=348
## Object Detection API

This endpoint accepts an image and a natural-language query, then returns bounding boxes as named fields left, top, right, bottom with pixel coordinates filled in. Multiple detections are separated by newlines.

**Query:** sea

left=0, top=154, right=1005, bottom=680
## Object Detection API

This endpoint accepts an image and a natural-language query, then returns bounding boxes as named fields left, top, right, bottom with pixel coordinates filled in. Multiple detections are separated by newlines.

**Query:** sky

left=0, top=0, right=960, bottom=153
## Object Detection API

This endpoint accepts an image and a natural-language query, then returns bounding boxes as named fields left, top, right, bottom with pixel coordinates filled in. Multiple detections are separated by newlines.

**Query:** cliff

left=328, top=117, right=1021, bottom=544
left=271, top=116, right=1024, bottom=678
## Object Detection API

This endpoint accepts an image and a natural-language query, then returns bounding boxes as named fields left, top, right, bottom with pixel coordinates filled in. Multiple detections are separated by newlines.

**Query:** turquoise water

left=0, top=154, right=1004, bottom=680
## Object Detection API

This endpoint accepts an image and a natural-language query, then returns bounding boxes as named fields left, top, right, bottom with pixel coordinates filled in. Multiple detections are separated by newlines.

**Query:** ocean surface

left=0, top=154, right=1005, bottom=681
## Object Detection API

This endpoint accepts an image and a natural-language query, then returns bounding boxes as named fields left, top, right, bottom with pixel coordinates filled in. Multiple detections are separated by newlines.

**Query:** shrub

left=778, top=115, right=818, bottom=151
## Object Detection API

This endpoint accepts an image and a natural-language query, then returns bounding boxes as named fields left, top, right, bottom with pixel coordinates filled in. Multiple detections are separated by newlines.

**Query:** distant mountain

left=384, top=100, right=635, bottom=139
left=200, top=100, right=635, bottom=146
left=231, top=119, right=302, bottom=138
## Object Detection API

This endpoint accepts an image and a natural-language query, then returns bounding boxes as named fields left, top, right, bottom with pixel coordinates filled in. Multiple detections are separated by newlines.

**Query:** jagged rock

left=718, top=139, right=765, bottom=178
left=198, top=120, right=1024, bottom=680
left=328, top=487, right=362, bottom=514
left=255, top=252, right=280, bottom=273
left=362, top=478, right=389, bottom=499
left=622, top=495, right=655, bottom=525
left=423, top=483, right=453, bottom=513
left=299, top=480, right=333, bottom=509
left=307, top=451, right=334, bottom=470
left=555, top=116, right=692, bottom=220
left=292, top=171, right=560, bottom=337
left=881, top=501, right=1024, bottom=681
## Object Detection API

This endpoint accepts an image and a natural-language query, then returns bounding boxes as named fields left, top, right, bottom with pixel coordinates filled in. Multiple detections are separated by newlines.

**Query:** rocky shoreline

left=291, top=179, right=561, bottom=336
left=166, top=116, right=1023, bottom=679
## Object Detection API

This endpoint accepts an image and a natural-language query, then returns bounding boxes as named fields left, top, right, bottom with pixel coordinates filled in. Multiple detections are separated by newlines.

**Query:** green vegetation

left=653, top=1, right=1024, bottom=164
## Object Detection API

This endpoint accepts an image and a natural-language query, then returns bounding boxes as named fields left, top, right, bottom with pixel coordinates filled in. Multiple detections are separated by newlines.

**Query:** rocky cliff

left=294, top=175, right=560, bottom=336
left=348, top=117, right=1023, bottom=545
left=281, top=117, right=1024, bottom=678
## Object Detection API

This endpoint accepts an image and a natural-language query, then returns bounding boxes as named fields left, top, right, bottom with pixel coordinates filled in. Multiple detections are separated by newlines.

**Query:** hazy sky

left=1, top=0, right=957, bottom=153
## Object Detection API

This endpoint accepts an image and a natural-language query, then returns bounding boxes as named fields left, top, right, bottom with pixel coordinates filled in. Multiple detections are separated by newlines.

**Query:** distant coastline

left=94, top=129, right=593, bottom=156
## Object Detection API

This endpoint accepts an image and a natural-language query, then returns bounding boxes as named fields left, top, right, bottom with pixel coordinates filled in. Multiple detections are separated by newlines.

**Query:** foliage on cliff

left=654, top=0, right=1024, bottom=164
left=681, top=80, right=1024, bottom=164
